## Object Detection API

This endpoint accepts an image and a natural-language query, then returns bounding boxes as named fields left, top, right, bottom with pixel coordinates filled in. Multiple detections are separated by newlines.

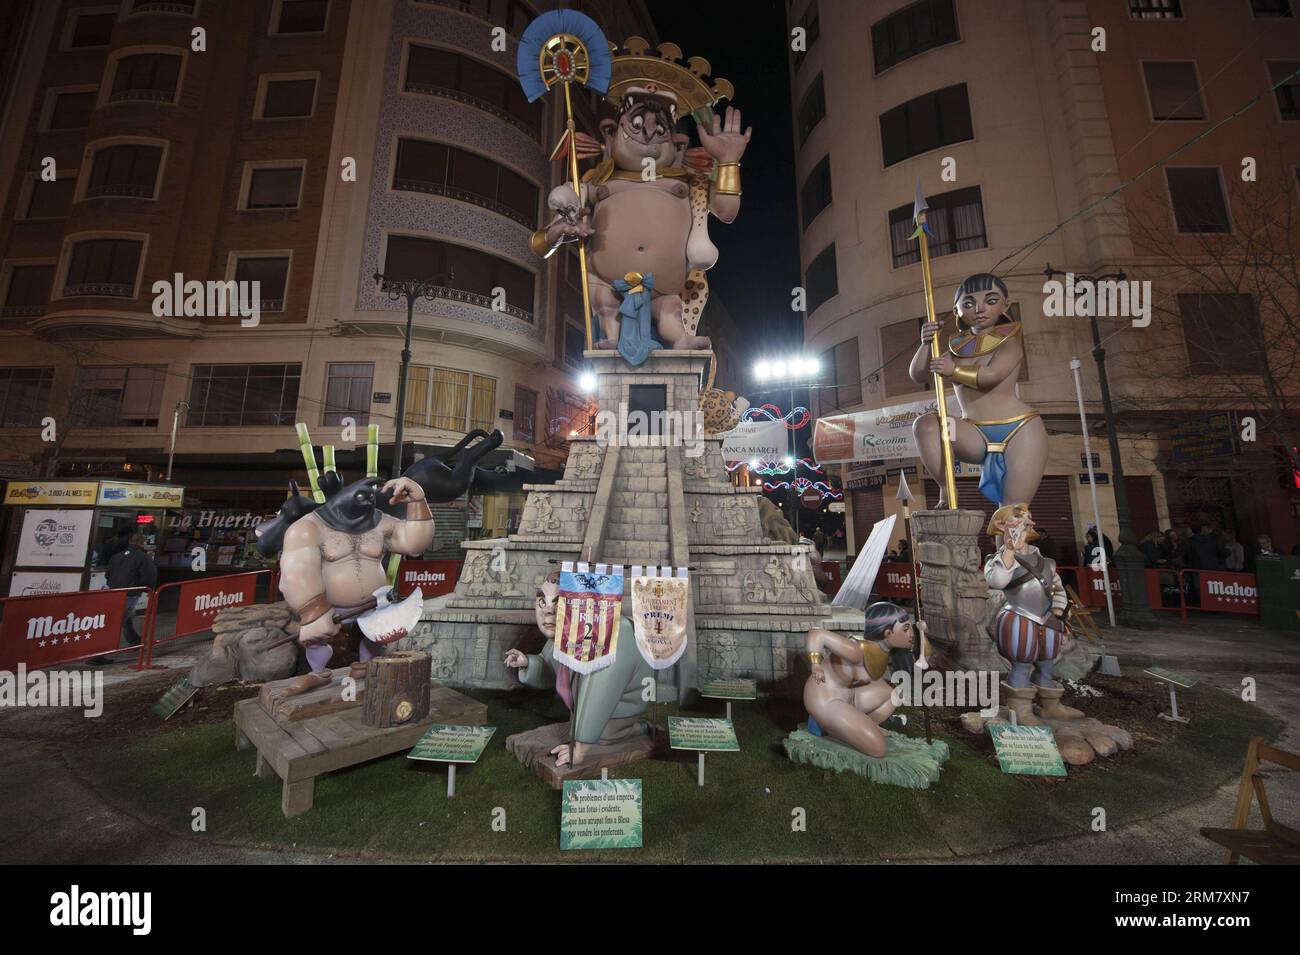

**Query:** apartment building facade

left=0, top=0, right=656, bottom=579
left=788, top=0, right=1300, bottom=560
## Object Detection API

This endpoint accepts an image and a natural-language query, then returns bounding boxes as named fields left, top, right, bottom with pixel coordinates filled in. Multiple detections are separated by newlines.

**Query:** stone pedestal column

left=911, top=509, right=1003, bottom=673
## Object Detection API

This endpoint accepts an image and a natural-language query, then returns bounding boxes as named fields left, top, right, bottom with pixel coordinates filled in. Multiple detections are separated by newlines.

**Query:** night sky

left=644, top=0, right=805, bottom=359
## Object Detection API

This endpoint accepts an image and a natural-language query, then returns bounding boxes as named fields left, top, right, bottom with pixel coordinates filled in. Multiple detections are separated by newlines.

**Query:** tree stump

left=362, top=651, right=431, bottom=728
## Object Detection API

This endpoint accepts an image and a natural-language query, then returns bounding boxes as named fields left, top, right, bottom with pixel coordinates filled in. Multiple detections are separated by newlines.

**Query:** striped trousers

left=994, top=607, right=1063, bottom=664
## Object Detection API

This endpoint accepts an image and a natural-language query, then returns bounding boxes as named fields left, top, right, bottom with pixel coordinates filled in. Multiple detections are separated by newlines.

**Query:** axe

left=262, top=587, right=424, bottom=651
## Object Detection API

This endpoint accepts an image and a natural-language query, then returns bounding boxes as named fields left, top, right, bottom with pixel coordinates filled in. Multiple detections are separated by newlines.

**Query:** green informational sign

left=989, top=723, right=1067, bottom=777
left=408, top=724, right=497, bottom=764
left=700, top=676, right=757, bottom=700
left=560, top=778, right=643, bottom=851
left=668, top=716, right=740, bottom=752
left=151, top=677, right=199, bottom=721
left=1145, top=666, right=1197, bottom=689
left=1256, top=555, right=1300, bottom=633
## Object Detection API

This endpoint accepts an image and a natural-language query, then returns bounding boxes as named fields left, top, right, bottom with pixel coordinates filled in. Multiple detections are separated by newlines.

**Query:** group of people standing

left=1138, top=526, right=1289, bottom=573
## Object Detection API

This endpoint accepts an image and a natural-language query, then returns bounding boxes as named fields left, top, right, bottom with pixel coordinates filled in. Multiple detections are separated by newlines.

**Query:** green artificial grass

left=68, top=677, right=1281, bottom=862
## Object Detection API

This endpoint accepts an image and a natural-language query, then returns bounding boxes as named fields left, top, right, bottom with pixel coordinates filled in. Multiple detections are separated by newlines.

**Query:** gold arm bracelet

left=951, top=365, right=980, bottom=388
left=714, top=162, right=741, bottom=196
left=809, top=651, right=823, bottom=664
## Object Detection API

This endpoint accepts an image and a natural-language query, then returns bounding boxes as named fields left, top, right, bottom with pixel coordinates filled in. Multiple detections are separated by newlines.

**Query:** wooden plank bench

left=234, top=670, right=487, bottom=817
left=1201, top=736, right=1300, bottom=864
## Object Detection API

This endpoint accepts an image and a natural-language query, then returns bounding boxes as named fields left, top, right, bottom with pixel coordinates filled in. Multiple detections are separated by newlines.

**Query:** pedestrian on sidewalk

left=106, top=532, right=157, bottom=648
left=1223, top=528, right=1244, bottom=572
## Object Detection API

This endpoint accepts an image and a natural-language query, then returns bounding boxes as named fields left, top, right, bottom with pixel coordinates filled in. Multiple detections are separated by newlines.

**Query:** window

left=506, top=0, right=534, bottom=35
left=68, top=12, right=114, bottom=48
left=872, top=0, right=959, bottom=74
left=1178, top=294, right=1261, bottom=374
left=86, top=144, right=163, bottom=199
left=1165, top=167, right=1231, bottom=232
left=273, top=0, right=327, bottom=34
left=1143, top=62, right=1204, bottom=120
left=244, top=165, right=304, bottom=209
left=233, top=256, right=289, bottom=311
left=797, top=75, right=826, bottom=146
left=2, top=265, right=54, bottom=316
left=889, top=186, right=987, bottom=267
left=564, top=317, right=587, bottom=367
left=792, top=0, right=819, bottom=72
left=1251, top=0, right=1292, bottom=16
left=384, top=235, right=535, bottom=320
left=1269, top=62, right=1300, bottom=120
left=0, top=367, right=55, bottom=427
left=26, top=178, right=75, bottom=218
left=64, top=238, right=144, bottom=297
left=1129, top=0, right=1182, bottom=18
left=110, top=53, right=182, bottom=103
left=513, top=385, right=538, bottom=443
left=73, top=366, right=165, bottom=427
left=879, top=83, right=972, bottom=167
left=405, top=45, right=542, bottom=137
left=393, top=138, right=539, bottom=225
left=800, top=156, right=832, bottom=230
left=817, top=338, right=861, bottom=414
left=187, top=364, right=301, bottom=426
left=804, top=243, right=838, bottom=314
left=47, top=90, right=94, bottom=130
left=405, top=366, right=496, bottom=432
left=260, top=77, right=316, bottom=118
left=323, top=363, right=373, bottom=426
left=881, top=318, right=926, bottom=397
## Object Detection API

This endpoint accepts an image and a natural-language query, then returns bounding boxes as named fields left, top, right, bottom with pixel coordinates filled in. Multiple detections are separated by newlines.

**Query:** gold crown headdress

left=605, top=37, right=733, bottom=125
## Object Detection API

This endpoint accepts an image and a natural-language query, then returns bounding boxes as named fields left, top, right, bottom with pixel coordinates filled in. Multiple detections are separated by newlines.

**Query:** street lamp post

left=1045, top=265, right=1157, bottom=629
left=373, top=270, right=452, bottom=479
left=754, top=356, right=821, bottom=539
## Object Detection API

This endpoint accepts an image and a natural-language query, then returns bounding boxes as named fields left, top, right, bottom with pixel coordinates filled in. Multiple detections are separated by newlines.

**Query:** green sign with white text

left=668, top=716, right=740, bottom=752
left=989, top=723, right=1067, bottom=777
left=408, top=724, right=496, bottom=764
left=700, top=676, right=757, bottom=700
left=560, top=778, right=643, bottom=850
left=1145, top=667, right=1197, bottom=689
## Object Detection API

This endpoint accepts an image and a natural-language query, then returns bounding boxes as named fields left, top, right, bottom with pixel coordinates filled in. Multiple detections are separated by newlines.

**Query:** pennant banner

left=554, top=561, right=624, bottom=675
left=630, top=567, right=691, bottom=669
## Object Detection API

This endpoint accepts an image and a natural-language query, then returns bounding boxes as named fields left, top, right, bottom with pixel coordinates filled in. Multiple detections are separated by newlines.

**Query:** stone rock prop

left=961, top=708, right=1133, bottom=766
left=758, top=496, right=800, bottom=545
left=783, top=726, right=950, bottom=789
left=911, top=509, right=1002, bottom=672
left=189, top=601, right=300, bottom=687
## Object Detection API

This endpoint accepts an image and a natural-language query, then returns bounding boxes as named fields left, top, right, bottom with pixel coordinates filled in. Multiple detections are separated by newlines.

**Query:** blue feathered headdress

left=517, top=10, right=611, bottom=103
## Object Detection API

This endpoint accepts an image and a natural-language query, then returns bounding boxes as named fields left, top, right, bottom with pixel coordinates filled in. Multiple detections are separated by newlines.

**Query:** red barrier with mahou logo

left=174, top=574, right=259, bottom=635
left=0, top=588, right=133, bottom=670
left=1195, top=571, right=1260, bottom=614
left=394, top=560, right=463, bottom=598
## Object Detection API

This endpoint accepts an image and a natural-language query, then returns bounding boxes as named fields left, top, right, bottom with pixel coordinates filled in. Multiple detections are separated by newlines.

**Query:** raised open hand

left=697, top=106, right=751, bottom=164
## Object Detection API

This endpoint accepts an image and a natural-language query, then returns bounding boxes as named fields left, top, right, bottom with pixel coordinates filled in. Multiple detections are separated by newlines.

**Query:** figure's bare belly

left=320, top=529, right=386, bottom=607
left=589, top=189, right=690, bottom=294
left=955, top=362, right=1034, bottom=421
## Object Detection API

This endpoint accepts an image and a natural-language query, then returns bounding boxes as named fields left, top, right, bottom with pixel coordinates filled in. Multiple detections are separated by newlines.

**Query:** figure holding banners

left=554, top=562, right=624, bottom=674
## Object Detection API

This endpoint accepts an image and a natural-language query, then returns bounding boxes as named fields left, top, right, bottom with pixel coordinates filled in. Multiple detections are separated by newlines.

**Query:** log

left=362, top=651, right=431, bottom=728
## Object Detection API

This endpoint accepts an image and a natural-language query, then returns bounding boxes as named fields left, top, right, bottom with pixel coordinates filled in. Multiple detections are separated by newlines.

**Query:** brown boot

left=1003, top=684, right=1043, bottom=726
left=284, top=671, right=332, bottom=696
left=1035, top=685, right=1084, bottom=720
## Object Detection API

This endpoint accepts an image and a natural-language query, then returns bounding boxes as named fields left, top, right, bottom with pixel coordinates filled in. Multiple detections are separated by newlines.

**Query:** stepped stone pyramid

left=407, top=351, right=852, bottom=698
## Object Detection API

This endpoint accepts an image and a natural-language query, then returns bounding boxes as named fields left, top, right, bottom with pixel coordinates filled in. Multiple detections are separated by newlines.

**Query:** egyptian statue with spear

left=905, top=186, right=1048, bottom=508
left=519, top=12, right=750, bottom=365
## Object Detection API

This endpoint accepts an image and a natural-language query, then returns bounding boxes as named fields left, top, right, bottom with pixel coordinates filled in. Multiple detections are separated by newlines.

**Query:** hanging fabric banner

left=554, top=561, right=624, bottom=675
left=629, top=565, right=691, bottom=669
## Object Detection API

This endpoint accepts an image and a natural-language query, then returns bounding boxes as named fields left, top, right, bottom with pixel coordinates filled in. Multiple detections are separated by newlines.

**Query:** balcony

left=84, top=183, right=155, bottom=200
left=392, top=177, right=532, bottom=227
left=63, top=282, right=135, bottom=298
left=403, top=82, right=537, bottom=138
left=108, top=88, right=176, bottom=105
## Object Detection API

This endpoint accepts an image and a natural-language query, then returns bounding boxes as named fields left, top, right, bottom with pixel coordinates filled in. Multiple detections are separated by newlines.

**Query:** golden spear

left=911, top=183, right=958, bottom=510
